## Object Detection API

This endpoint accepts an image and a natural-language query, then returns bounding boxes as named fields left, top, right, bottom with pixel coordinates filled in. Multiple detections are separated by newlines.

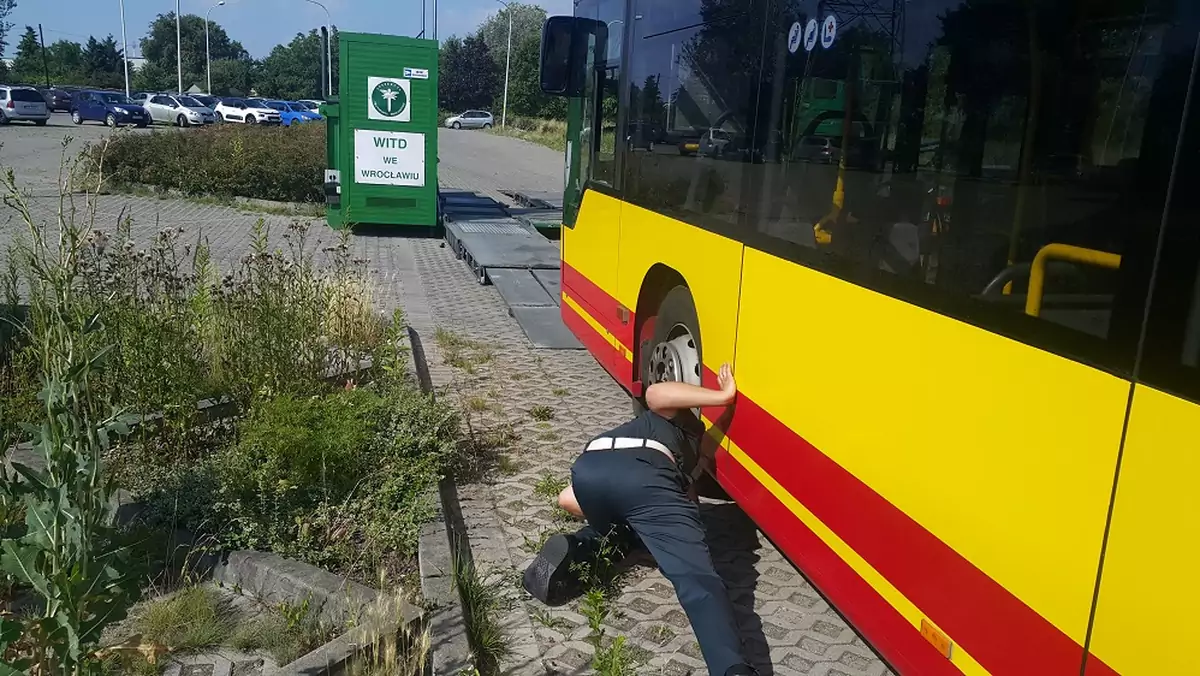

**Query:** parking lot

left=0, top=121, right=889, bottom=676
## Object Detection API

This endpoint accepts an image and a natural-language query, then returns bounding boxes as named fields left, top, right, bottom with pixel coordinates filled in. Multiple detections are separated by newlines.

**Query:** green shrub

left=144, top=381, right=461, bottom=581
left=82, top=123, right=326, bottom=203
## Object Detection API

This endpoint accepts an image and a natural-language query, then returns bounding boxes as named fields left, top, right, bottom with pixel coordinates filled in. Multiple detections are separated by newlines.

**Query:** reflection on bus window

left=753, top=0, right=1187, bottom=350
left=622, top=1, right=765, bottom=228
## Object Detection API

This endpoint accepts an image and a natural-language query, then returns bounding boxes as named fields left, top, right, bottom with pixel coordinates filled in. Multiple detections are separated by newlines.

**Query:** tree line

left=1, top=8, right=337, bottom=100
left=439, top=2, right=565, bottom=120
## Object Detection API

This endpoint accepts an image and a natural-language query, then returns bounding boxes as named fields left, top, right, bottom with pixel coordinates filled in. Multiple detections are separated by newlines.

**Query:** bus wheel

left=647, top=285, right=702, bottom=388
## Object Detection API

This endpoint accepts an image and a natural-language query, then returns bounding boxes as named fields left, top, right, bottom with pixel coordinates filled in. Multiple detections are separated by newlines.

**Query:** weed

left=551, top=387, right=569, bottom=397
left=532, top=473, right=569, bottom=501
left=435, top=328, right=494, bottom=373
left=452, top=556, right=510, bottom=675
left=495, top=454, right=522, bottom=475
left=231, top=598, right=335, bottom=666
left=648, top=624, right=675, bottom=645
left=135, top=586, right=236, bottom=653
left=466, top=395, right=493, bottom=413
left=529, top=405, right=555, bottom=421
left=530, top=607, right=570, bottom=632
left=536, top=429, right=561, bottom=442
left=580, top=589, right=637, bottom=676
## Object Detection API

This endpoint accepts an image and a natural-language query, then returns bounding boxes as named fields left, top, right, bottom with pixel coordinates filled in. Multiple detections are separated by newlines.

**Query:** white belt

left=585, top=436, right=674, bottom=461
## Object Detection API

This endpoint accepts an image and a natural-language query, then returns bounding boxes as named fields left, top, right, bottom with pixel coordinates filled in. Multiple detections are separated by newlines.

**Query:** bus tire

left=647, top=285, right=703, bottom=388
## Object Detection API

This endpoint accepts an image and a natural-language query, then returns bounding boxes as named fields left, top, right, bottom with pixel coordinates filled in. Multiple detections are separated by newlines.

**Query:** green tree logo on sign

left=370, top=80, right=407, bottom=117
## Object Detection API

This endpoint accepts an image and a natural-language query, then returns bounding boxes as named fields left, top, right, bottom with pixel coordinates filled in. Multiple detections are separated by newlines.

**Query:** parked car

left=70, top=90, right=148, bottom=127
left=444, top=110, right=493, bottom=129
left=213, top=97, right=281, bottom=125
left=698, top=127, right=735, bottom=157
left=191, top=94, right=220, bottom=109
left=139, top=93, right=217, bottom=126
left=794, top=135, right=842, bottom=164
left=0, top=86, right=50, bottom=125
left=265, top=100, right=319, bottom=125
left=296, top=99, right=324, bottom=110
left=40, top=88, right=73, bottom=112
left=135, top=93, right=216, bottom=126
left=289, top=102, right=322, bottom=120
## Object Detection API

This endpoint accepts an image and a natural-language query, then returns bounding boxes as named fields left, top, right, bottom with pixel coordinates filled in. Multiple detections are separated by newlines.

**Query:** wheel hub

left=647, top=326, right=700, bottom=386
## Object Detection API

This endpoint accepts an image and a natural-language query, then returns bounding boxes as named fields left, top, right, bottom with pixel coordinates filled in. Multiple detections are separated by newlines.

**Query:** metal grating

left=455, top=221, right=529, bottom=235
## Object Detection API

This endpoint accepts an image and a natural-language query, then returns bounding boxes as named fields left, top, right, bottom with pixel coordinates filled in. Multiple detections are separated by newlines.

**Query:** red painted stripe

left=724, top=392, right=1118, bottom=676
left=566, top=273, right=1120, bottom=676
left=717, top=445, right=960, bottom=676
left=561, top=295, right=633, bottom=391
left=561, top=261, right=636, bottom=349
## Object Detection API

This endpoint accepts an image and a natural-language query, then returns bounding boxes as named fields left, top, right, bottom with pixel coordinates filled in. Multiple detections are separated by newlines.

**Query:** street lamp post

left=205, top=1, right=225, bottom=94
left=303, top=0, right=334, bottom=99
left=176, top=0, right=183, bottom=94
left=119, top=0, right=131, bottom=97
left=496, top=0, right=511, bottom=128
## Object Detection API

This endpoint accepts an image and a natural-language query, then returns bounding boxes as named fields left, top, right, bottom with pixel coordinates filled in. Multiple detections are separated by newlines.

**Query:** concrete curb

left=212, top=550, right=422, bottom=676
left=407, top=319, right=475, bottom=676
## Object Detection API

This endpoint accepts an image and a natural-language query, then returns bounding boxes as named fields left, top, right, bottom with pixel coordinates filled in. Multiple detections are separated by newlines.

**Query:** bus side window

left=621, top=0, right=765, bottom=232
left=578, top=0, right=625, bottom=189
left=751, top=0, right=1191, bottom=374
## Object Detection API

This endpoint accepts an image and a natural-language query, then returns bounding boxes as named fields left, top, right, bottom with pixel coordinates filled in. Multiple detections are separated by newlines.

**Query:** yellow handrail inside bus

left=1025, top=243, right=1122, bottom=318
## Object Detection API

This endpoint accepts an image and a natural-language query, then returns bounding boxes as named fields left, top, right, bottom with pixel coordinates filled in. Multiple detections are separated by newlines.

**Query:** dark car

left=70, top=90, right=149, bottom=127
left=40, top=88, right=73, bottom=112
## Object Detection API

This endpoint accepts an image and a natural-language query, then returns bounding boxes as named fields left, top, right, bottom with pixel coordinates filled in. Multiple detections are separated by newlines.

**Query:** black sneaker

left=724, top=665, right=758, bottom=676
left=523, top=534, right=579, bottom=606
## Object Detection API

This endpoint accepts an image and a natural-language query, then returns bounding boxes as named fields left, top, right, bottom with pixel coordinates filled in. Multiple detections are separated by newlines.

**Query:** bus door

left=560, top=0, right=630, bottom=378
left=1086, top=8, right=1200, bottom=673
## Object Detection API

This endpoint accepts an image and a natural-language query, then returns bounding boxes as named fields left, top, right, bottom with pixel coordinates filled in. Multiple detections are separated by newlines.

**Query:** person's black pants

left=570, top=447, right=745, bottom=675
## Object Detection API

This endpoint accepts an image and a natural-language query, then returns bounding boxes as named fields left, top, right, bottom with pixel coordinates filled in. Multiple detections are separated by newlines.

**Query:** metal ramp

left=441, top=191, right=580, bottom=349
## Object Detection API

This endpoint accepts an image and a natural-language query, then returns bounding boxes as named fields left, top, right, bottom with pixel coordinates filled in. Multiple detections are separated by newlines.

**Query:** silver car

left=0, top=86, right=50, bottom=125
left=444, top=110, right=494, bottom=129
left=137, top=93, right=216, bottom=126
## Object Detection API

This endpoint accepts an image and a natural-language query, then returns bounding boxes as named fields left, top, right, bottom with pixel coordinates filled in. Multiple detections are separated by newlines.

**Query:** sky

left=7, top=0, right=573, bottom=59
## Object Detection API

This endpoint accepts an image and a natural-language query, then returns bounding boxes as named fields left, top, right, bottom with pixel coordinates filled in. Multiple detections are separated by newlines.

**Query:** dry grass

left=485, top=116, right=568, bottom=152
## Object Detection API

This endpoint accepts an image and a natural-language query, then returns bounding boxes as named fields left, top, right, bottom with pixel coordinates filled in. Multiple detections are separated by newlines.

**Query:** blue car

left=70, top=90, right=149, bottom=127
left=267, top=100, right=321, bottom=125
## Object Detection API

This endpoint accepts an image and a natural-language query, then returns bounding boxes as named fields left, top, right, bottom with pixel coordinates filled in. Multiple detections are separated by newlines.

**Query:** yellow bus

left=539, top=0, right=1200, bottom=674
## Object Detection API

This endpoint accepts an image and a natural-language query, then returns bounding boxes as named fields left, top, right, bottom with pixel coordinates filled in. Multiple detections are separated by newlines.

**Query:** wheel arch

left=631, top=263, right=692, bottom=394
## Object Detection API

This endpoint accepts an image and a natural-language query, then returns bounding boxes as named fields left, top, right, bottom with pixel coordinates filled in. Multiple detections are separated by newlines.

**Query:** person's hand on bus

left=718, top=363, right=737, bottom=402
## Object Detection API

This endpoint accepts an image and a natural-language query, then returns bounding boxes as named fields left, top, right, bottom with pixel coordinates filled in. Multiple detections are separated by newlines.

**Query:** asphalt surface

left=0, top=119, right=891, bottom=675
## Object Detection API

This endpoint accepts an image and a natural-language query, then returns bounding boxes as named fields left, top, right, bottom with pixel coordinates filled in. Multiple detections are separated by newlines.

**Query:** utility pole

left=37, top=24, right=49, bottom=87
left=433, top=0, right=438, bottom=41
left=176, top=0, right=184, bottom=94
left=119, top=0, right=131, bottom=96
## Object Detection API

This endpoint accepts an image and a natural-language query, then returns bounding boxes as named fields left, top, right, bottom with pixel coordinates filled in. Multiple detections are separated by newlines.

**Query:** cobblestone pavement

left=0, top=127, right=890, bottom=676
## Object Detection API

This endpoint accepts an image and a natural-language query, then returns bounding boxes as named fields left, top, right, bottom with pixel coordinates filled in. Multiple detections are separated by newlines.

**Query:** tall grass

left=485, top=116, right=568, bottom=152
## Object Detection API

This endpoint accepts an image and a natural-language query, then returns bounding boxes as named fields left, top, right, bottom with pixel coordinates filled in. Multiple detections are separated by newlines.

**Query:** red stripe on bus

left=564, top=274, right=1119, bottom=675
left=561, top=261, right=636, bottom=349
left=723, top=389, right=1118, bottom=676
left=561, top=295, right=634, bottom=390
left=716, top=445, right=961, bottom=676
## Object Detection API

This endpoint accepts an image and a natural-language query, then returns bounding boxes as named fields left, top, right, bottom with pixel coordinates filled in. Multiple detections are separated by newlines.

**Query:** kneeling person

left=522, top=364, right=755, bottom=676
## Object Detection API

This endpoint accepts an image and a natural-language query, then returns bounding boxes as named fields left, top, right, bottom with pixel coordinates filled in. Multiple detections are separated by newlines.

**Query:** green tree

left=9, top=25, right=38, bottom=82
left=476, top=2, right=546, bottom=86
left=439, top=34, right=498, bottom=112
left=140, top=12, right=248, bottom=91
left=81, top=35, right=124, bottom=89
left=506, top=32, right=562, bottom=118
left=0, top=0, right=16, bottom=58
left=255, top=29, right=325, bottom=100
left=47, top=39, right=84, bottom=84
left=132, top=60, right=174, bottom=92
left=210, top=58, right=253, bottom=96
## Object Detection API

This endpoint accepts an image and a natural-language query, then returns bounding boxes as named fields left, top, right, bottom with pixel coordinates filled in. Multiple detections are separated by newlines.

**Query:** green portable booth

left=322, top=33, right=439, bottom=230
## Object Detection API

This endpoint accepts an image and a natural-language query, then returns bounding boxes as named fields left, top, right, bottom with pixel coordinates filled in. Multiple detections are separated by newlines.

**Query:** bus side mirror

left=540, top=15, right=606, bottom=97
